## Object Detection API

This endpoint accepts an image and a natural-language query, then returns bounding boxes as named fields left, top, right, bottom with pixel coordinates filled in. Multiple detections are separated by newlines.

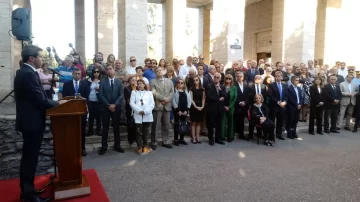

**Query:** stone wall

left=0, top=117, right=54, bottom=180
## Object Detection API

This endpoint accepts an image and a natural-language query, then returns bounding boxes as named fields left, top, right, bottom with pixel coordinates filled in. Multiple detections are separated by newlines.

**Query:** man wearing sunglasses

left=206, top=72, right=226, bottom=146
left=179, top=56, right=198, bottom=79
left=126, top=56, right=137, bottom=77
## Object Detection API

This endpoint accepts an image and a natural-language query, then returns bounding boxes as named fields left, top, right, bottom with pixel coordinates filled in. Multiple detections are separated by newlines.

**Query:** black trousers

left=101, top=109, right=121, bottom=149
left=126, top=111, right=136, bottom=145
left=324, top=107, right=339, bottom=131
left=286, top=106, right=300, bottom=135
left=174, top=113, right=187, bottom=140
left=269, top=106, right=286, bottom=136
left=88, top=101, right=101, bottom=133
left=207, top=111, right=223, bottom=141
left=45, top=90, right=52, bottom=100
left=261, top=119, right=275, bottom=141
left=234, top=110, right=246, bottom=136
left=309, top=106, right=323, bottom=133
left=20, top=131, right=43, bottom=198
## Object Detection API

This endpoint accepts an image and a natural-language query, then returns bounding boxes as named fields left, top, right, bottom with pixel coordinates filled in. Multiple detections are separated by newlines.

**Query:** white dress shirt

left=108, top=77, right=115, bottom=86
left=179, top=64, right=198, bottom=79
left=24, top=63, right=37, bottom=72
left=338, top=68, right=347, bottom=79
left=125, top=66, right=136, bottom=75
left=255, top=84, right=261, bottom=94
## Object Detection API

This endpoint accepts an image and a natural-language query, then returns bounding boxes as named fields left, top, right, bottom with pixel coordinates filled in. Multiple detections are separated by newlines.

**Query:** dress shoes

left=209, top=140, right=214, bottom=146
left=336, top=127, right=340, bottom=130
left=174, top=140, right=179, bottom=146
left=21, top=195, right=51, bottom=202
left=293, top=134, right=298, bottom=138
left=86, top=131, right=93, bottom=137
left=98, top=147, right=107, bottom=155
left=317, top=132, right=323, bottom=135
left=162, top=144, right=173, bottom=149
left=115, top=146, right=125, bottom=153
left=287, top=135, right=294, bottom=139
left=344, top=126, right=351, bottom=131
left=179, top=140, right=187, bottom=145
left=324, top=130, right=330, bottom=134
left=276, top=136, right=285, bottom=140
left=330, top=130, right=340, bottom=133
left=82, top=149, right=87, bottom=156
left=215, top=140, right=225, bottom=145
left=352, top=128, right=357, bottom=133
left=20, top=189, right=45, bottom=201
left=151, top=145, right=157, bottom=150
left=309, top=132, right=315, bottom=135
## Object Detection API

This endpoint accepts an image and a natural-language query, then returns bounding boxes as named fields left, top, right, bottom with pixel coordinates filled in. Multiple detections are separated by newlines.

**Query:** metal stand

left=0, top=90, right=14, bottom=104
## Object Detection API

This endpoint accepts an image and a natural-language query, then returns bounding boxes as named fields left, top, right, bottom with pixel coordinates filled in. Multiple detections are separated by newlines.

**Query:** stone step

left=85, top=125, right=310, bottom=153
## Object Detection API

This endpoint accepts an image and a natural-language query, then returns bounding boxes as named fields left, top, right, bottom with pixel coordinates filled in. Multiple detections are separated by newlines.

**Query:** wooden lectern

left=46, top=96, right=91, bottom=200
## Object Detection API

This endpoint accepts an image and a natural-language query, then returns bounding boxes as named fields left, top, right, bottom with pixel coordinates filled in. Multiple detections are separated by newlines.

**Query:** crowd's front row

left=66, top=64, right=357, bottom=156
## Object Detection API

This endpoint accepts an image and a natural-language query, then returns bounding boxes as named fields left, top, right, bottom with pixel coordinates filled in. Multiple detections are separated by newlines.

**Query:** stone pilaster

left=74, top=0, right=86, bottom=60
left=95, top=0, right=114, bottom=59
left=165, top=0, right=186, bottom=62
left=201, top=7, right=210, bottom=64
left=272, top=0, right=317, bottom=64
left=211, top=0, right=245, bottom=66
left=118, top=0, right=147, bottom=66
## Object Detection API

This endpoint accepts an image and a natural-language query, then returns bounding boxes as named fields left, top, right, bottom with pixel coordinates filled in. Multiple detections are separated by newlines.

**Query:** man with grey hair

left=323, top=75, right=342, bottom=133
left=55, top=55, right=76, bottom=98
left=206, top=72, right=226, bottom=145
left=195, top=54, right=209, bottom=75
left=179, top=56, right=198, bottom=79
left=205, top=65, right=217, bottom=84
left=15, top=45, right=67, bottom=202
left=234, top=71, right=250, bottom=140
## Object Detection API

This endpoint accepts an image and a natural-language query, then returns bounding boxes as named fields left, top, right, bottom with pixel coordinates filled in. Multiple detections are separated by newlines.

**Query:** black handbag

left=175, top=118, right=189, bottom=135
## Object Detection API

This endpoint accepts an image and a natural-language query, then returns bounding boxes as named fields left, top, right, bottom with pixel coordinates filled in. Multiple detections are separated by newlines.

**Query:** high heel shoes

left=196, top=138, right=201, bottom=144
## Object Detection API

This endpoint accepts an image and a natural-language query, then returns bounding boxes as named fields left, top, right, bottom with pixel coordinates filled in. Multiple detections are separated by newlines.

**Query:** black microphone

left=47, top=67, right=64, bottom=77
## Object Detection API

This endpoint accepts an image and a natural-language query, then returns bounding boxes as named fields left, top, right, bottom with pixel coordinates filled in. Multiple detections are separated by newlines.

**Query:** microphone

left=47, top=67, right=64, bottom=77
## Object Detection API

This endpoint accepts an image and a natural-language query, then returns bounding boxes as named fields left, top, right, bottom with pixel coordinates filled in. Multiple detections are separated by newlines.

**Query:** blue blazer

left=287, top=85, right=303, bottom=108
left=269, top=82, right=288, bottom=107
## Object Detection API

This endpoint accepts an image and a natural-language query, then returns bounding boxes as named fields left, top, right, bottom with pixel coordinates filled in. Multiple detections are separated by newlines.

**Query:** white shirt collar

left=24, top=63, right=37, bottom=72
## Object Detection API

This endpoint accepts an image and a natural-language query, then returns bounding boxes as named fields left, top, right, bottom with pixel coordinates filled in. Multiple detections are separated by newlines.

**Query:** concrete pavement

left=83, top=130, right=360, bottom=202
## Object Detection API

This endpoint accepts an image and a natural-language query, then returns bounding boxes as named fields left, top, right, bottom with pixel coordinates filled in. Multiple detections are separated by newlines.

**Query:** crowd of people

left=35, top=47, right=360, bottom=157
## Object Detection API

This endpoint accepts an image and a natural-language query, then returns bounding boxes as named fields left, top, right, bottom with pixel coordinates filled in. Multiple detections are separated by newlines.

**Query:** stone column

left=118, top=0, right=147, bottom=66
left=74, top=0, right=86, bottom=60
left=315, top=0, right=360, bottom=66
left=211, top=0, right=245, bottom=67
left=202, top=7, right=210, bottom=64
left=0, top=0, right=14, bottom=102
left=272, top=0, right=317, bottom=64
left=165, top=0, right=186, bottom=62
left=95, top=0, right=114, bottom=59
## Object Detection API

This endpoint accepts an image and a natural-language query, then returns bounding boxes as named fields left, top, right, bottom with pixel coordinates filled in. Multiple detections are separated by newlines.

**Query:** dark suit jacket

left=271, top=70, right=289, bottom=82
left=249, top=83, right=267, bottom=105
left=250, top=104, right=270, bottom=123
left=98, top=77, right=124, bottom=111
left=310, top=85, right=324, bottom=107
left=288, top=85, right=304, bottom=108
left=206, top=83, right=226, bottom=113
left=323, top=84, right=342, bottom=109
left=62, top=79, right=89, bottom=99
left=14, top=64, right=58, bottom=133
left=246, top=68, right=260, bottom=83
left=269, top=82, right=289, bottom=107
left=205, top=74, right=213, bottom=89
left=234, top=82, right=250, bottom=113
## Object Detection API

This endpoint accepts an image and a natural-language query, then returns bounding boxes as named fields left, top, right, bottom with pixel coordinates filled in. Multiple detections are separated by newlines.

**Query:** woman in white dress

left=130, top=79, right=155, bottom=155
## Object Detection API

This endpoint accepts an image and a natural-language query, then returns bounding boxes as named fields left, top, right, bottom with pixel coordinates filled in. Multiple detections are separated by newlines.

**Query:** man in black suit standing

left=271, top=62, right=289, bottom=82
left=98, top=64, right=125, bottom=155
left=206, top=72, right=226, bottom=145
left=248, top=75, right=267, bottom=138
left=62, top=68, right=89, bottom=156
left=269, top=71, right=288, bottom=140
left=14, top=45, right=66, bottom=202
left=246, top=60, right=261, bottom=84
left=324, top=76, right=342, bottom=133
left=234, top=71, right=250, bottom=140
left=286, top=76, right=303, bottom=139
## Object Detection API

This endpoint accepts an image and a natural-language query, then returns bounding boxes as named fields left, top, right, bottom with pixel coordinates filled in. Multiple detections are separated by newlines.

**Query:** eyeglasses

left=178, top=82, right=184, bottom=84
left=199, top=58, right=204, bottom=60
left=130, top=59, right=136, bottom=62
left=194, top=79, right=199, bottom=81
left=226, top=78, right=232, bottom=80
left=131, top=79, right=136, bottom=82
left=140, top=99, right=144, bottom=106
left=94, top=71, right=100, bottom=73
left=214, top=76, right=220, bottom=79
left=152, top=62, right=156, bottom=65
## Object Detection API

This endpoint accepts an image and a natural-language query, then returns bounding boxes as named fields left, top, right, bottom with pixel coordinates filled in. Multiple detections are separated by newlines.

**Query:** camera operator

left=86, top=52, right=106, bottom=78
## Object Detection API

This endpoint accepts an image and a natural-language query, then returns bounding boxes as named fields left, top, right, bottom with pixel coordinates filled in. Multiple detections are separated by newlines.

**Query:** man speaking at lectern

left=14, top=45, right=67, bottom=202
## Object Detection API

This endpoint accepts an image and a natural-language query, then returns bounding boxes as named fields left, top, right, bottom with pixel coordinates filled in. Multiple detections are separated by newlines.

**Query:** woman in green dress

left=222, top=74, right=237, bottom=142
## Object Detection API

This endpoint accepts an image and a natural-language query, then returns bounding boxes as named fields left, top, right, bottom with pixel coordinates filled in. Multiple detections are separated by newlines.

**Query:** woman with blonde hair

left=172, top=78, right=192, bottom=146
left=106, top=54, right=116, bottom=67
left=222, top=74, right=237, bottom=142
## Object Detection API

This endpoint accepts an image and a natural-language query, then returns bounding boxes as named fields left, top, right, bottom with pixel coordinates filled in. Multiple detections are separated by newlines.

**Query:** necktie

left=257, top=85, right=260, bottom=94
left=110, top=79, right=114, bottom=91
left=278, top=83, right=282, bottom=100
left=251, top=69, right=254, bottom=75
left=75, top=81, right=78, bottom=93
left=216, top=85, right=219, bottom=95
left=294, top=86, right=299, bottom=104
left=333, top=85, right=336, bottom=96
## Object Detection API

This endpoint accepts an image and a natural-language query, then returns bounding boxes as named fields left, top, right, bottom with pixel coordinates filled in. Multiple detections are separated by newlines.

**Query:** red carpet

left=0, top=169, right=109, bottom=202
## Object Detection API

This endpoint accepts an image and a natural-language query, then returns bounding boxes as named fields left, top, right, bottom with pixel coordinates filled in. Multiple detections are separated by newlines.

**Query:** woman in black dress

left=190, top=76, right=206, bottom=144
left=308, top=76, right=324, bottom=135
left=250, top=94, right=275, bottom=146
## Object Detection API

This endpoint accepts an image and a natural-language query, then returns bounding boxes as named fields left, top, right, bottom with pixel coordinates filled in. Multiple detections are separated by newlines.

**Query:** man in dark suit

left=14, top=45, right=65, bottom=202
left=62, top=68, right=89, bottom=156
left=205, top=65, right=216, bottom=87
left=271, top=62, right=289, bottom=82
left=246, top=60, right=261, bottom=84
left=286, top=76, right=303, bottom=139
left=269, top=71, right=289, bottom=140
left=98, top=64, right=125, bottom=155
left=248, top=75, right=267, bottom=138
left=206, top=72, right=226, bottom=145
left=324, top=76, right=342, bottom=133
left=234, top=71, right=250, bottom=140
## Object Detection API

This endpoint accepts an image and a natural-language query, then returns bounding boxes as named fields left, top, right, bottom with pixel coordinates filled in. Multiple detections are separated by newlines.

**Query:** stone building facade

left=0, top=0, right=359, bottom=101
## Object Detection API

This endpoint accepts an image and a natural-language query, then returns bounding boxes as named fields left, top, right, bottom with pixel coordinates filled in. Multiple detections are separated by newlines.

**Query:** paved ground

left=83, top=130, right=360, bottom=202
